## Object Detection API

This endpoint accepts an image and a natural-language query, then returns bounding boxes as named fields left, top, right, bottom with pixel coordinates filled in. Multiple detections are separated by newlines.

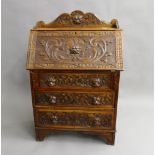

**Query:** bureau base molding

left=35, top=127, right=115, bottom=145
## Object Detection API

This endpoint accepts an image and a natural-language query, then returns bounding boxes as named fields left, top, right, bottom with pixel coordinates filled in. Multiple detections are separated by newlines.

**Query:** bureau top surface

left=26, top=10, right=123, bottom=70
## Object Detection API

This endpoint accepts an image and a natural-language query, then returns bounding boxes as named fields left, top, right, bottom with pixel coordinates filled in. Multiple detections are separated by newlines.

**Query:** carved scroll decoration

left=39, top=37, right=108, bottom=63
left=34, top=10, right=119, bottom=28
left=31, top=31, right=119, bottom=69
left=26, top=30, right=123, bottom=70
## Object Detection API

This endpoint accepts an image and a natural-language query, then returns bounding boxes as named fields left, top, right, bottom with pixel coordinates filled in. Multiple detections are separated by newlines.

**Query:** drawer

left=35, top=109, right=115, bottom=129
left=34, top=91, right=115, bottom=107
left=34, top=71, right=114, bottom=90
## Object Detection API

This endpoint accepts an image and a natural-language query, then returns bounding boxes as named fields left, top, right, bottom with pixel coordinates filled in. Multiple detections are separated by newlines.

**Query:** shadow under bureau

left=26, top=10, right=123, bottom=145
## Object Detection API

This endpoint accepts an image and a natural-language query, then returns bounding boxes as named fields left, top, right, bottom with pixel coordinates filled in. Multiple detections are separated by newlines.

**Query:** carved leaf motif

left=39, top=37, right=108, bottom=63
left=39, top=73, right=112, bottom=89
left=38, top=111, right=112, bottom=128
left=35, top=92, right=113, bottom=106
left=27, top=31, right=122, bottom=69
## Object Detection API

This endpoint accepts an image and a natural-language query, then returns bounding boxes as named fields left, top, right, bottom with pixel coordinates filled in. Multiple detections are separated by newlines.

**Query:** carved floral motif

left=38, top=36, right=113, bottom=64
left=35, top=31, right=116, bottom=69
left=39, top=73, right=112, bottom=89
left=35, top=92, right=113, bottom=106
left=38, top=111, right=112, bottom=128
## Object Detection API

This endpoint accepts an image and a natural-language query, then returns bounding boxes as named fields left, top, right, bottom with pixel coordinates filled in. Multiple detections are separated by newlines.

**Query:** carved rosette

left=39, top=73, right=112, bottom=89
left=35, top=92, right=114, bottom=106
left=38, top=111, right=112, bottom=128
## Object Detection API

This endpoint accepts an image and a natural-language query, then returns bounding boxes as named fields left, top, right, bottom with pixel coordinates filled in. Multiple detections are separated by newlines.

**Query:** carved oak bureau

left=26, top=10, right=123, bottom=145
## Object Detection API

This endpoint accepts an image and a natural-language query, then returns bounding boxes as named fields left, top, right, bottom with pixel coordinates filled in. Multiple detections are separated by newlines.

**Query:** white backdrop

left=2, top=0, right=154, bottom=155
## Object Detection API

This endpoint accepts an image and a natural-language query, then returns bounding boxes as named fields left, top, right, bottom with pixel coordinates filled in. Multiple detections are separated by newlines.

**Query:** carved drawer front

left=38, top=72, right=113, bottom=90
left=35, top=91, right=114, bottom=107
left=36, top=109, right=114, bottom=129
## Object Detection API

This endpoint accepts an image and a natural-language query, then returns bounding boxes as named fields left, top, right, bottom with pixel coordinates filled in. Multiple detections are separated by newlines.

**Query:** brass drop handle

left=48, top=77, right=56, bottom=86
left=91, top=78, right=101, bottom=87
left=69, top=46, right=81, bottom=54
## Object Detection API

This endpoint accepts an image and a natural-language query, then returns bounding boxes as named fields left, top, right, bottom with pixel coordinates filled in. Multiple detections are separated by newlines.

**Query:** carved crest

left=34, top=10, right=119, bottom=28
